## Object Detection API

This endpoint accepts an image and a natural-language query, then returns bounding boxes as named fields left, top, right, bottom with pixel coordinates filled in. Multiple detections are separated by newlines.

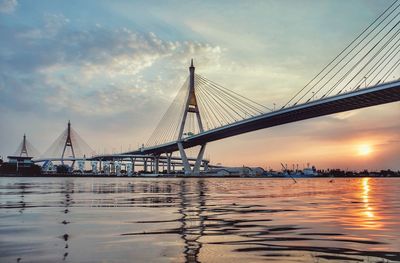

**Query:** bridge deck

left=34, top=155, right=208, bottom=163
left=127, top=80, right=400, bottom=155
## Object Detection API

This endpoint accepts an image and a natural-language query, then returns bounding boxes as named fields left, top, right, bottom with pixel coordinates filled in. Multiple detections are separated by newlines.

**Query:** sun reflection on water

left=360, top=178, right=382, bottom=229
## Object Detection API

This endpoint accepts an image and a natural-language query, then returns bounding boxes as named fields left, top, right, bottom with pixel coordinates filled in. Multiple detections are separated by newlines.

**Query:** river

left=1, top=177, right=399, bottom=262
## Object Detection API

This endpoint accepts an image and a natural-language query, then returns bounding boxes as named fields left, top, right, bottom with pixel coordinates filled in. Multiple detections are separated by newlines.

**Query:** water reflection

left=121, top=180, right=206, bottom=263
left=179, top=180, right=206, bottom=263
left=60, top=180, right=73, bottom=261
left=18, top=183, right=26, bottom=214
left=1, top=178, right=399, bottom=263
left=360, top=178, right=382, bottom=229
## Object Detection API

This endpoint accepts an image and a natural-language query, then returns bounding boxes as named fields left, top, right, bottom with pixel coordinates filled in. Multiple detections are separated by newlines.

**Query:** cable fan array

left=145, top=78, right=190, bottom=147
left=13, top=136, right=40, bottom=157
left=195, top=74, right=271, bottom=129
left=145, top=75, right=270, bottom=147
left=284, top=0, right=400, bottom=108
left=41, top=126, right=95, bottom=158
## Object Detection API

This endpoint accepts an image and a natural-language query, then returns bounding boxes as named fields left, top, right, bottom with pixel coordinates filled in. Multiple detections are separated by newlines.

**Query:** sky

left=0, top=0, right=399, bottom=171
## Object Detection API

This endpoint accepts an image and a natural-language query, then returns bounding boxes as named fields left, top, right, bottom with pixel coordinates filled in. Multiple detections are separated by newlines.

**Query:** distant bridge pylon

left=40, top=121, right=95, bottom=166
left=13, top=134, right=40, bottom=158
left=62, top=121, right=75, bottom=165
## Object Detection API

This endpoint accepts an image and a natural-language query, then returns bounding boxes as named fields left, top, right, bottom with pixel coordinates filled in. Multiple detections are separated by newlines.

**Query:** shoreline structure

left=1, top=171, right=399, bottom=178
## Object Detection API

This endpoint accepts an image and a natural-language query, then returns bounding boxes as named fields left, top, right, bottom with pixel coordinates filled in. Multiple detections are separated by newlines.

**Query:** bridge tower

left=61, top=120, right=76, bottom=166
left=12, top=134, right=39, bottom=158
left=177, top=59, right=206, bottom=175
left=19, top=134, right=28, bottom=157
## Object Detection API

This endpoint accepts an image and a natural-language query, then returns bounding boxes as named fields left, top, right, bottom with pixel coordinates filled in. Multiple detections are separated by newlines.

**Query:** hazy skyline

left=0, top=0, right=399, bottom=170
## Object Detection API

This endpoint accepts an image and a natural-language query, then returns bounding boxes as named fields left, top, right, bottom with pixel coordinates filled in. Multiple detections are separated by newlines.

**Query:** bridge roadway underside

left=129, top=81, right=400, bottom=156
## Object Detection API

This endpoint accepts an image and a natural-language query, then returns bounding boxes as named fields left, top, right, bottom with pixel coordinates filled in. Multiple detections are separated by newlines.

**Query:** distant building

left=208, top=166, right=265, bottom=176
left=7, top=155, right=34, bottom=168
left=0, top=156, right=40, bottom=175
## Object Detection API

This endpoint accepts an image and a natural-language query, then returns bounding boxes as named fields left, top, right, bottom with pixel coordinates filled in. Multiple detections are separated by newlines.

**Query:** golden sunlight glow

left=362, top=178, right=374, bottom=220
left=357, top=144, right=373, bottom=156
left=337, top=178, right=383, bottom=231
left=359, top=178, right=382, bottom=229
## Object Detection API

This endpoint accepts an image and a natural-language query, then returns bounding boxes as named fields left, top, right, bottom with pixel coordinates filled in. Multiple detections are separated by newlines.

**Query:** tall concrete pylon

left=61, top=120, right=75, bottom=165
left=20, top=134, right=28, bottom=157
left=14, top=134, right=40, bottom=158
left=177, top=59, right=206, bottom=175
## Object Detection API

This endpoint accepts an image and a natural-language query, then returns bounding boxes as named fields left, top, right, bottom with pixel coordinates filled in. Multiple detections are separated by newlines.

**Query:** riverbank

left=1, top=172, right=399, bottom=178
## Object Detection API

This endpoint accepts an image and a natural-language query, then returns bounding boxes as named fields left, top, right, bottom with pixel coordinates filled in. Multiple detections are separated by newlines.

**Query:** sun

left=357, top=144, right=373, bottom=156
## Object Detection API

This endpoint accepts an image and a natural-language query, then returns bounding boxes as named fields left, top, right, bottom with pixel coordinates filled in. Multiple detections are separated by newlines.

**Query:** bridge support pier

left=194, top=144, right=206, bottom=175
left=144, top=158, right=148, bottom=173
left=203, top=160, right=209, bottom=172
left=132, top=158, right=136, bottom=175
left=178, top=142, right=206, bottom=175
left=166, top=153, right=172, bottom=174
left=178, top=142, right=191, bottom=174
left=154, top=155, right=160, bottom=174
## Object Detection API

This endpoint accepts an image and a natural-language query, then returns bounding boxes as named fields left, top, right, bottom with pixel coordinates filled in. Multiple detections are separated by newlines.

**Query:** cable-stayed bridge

left=29, top=1, right=400, bottom=175
left=120, top=1, right=400, bottom=174
left=121, top=68, right=399, bottom=175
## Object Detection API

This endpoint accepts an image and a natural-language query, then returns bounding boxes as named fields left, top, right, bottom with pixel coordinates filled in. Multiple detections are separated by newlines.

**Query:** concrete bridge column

left=154, top=155, right=159, bottom=174
left=178, top=142, right=192, bottom=175
left=144, top=158, right=148, bottom=172
left=178, top=142, right=206, bottom=175
left=149, top=159, right=154, bottom=173
left=166, top=153, right=172, bottom=174
left=203, top=160, right=209, bottom=172
left=132, top=158, right=136, bottom=174
left=110, top=160, right=115, bottom=175
left=193, top=144, right=206, bottom=176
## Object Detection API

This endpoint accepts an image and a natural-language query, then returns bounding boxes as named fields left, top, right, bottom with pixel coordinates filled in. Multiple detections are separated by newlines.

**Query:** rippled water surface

left=1, top=177, right=400, bottom=262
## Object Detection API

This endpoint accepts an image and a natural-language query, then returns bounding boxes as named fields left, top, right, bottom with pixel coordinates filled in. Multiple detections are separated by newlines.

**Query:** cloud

left=0, top=13, right=225, bottom=157
left=0, top=0, right=17, bottom=13
left=0, top=14, right=223, bottom=118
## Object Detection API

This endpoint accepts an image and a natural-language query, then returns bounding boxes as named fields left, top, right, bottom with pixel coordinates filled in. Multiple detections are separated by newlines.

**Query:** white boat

left=281, top=163, right=318, bottom=178
left=302, top=167, right=318, bottom=176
